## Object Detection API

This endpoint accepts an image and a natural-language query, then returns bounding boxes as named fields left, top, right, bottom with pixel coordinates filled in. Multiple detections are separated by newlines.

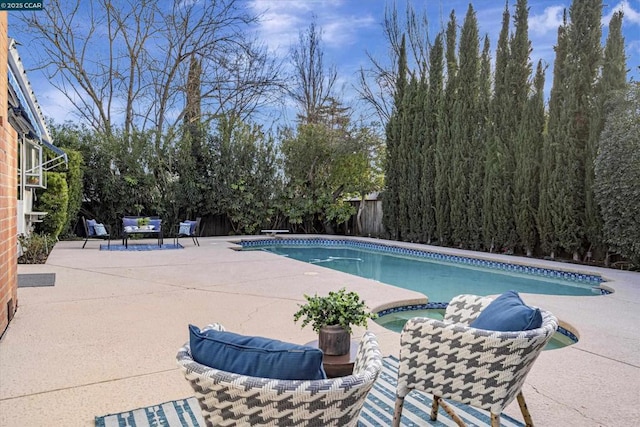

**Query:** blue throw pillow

left=86, top=219, right=97, bottom=236
left=149, top=219, right=162, bottom=230
left=188, top=220, right=198, bottom=235
left=179, top=222, right=191, bottom=235
left=123, top=218, right=138, bottom=227
left=470, top=290, right=543, bottom=332
left=94, top=223, right=108, bottom=236
left=189, top=325, right=326, bottom=380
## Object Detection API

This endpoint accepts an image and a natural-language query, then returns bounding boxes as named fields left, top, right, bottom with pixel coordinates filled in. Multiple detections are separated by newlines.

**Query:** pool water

left=257, top=245, right=601, bottom=303
left=376, top=308, right=576, bottom=350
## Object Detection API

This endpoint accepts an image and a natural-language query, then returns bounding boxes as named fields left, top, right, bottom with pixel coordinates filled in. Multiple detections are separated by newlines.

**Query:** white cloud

left=38, top=87, right=79, bottom=125
left=603, top=0, right=640, bottom=25
left=248, top=0, right=376, bottom=56
left=530, top=5, right=565, bottom=35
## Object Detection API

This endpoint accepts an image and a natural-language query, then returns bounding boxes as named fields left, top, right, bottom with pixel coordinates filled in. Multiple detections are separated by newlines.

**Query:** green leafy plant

left=18, top=233, right=56, bottom=264
left=137, top=217, right=150, bottom=227
left=293, top=288, right=377, bottom=334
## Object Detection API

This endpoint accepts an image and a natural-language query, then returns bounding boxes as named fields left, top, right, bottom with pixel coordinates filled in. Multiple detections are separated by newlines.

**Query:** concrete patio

left=0, top=236, right=638, bottom=426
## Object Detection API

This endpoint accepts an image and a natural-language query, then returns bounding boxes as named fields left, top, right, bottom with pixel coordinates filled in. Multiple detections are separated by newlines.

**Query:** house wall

left=0, top=12, right=19, bottom=336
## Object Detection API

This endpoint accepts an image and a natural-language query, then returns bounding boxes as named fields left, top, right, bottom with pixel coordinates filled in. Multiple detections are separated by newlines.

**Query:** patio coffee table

left=122, top=227, right=163, bottom=248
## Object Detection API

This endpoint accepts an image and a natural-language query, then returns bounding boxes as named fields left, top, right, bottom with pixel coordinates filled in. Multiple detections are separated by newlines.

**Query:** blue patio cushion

left=189, top=325, right=326, bottom=380
left=149, top=219, right=162, bottom=230
left=179, top=222, right=191, bottom=235
left=94, top=224, right=108, bottom=236
left=188, top=220, right=198, bottom=234
left=123, top=218, right=138, bottom=227
left=86, top=219, right=97, bottom=236
left=470, top=290, right=542, bottom=332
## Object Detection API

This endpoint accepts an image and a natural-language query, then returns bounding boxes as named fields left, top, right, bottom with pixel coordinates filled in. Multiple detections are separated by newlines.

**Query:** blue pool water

left=243, top=240, right=603, bottom=303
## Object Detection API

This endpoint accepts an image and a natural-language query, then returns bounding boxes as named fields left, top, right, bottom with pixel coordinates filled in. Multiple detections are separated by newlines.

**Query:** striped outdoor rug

left=100, top=243, right=183, bottom=251
left=95, top=357, right=524, bottom=427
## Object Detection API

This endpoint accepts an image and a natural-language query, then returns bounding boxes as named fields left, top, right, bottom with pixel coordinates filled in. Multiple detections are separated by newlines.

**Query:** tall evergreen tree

left=397, top=75, right=421, bottom=241
left=483, top=2, right=511, bottom=252
left=407, top=75, right=428, bottom=242
left=435, top=11, right=457, bottom=246
left=508, top=0, right=532, bottom=122
left=383, top=35, right=408, bottom=240
left=515, top=61, right=545, bottom=256
left=468, top=35, right=491, bottom=250
left=449, top=4, right=480, bottom=248
left=420, top=33, right=444, bottom=244
left=555, top=0, right=602, bottom=260
left=539, top=12, right=569, bottom=258
left=585, top=10, right=627, bottom=259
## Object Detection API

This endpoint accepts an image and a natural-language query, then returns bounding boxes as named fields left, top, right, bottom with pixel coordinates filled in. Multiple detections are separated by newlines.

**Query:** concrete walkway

left=0, top=236, right=638, bottom=426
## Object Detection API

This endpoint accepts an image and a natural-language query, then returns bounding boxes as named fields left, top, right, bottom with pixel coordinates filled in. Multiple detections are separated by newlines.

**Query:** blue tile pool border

left=241, top=238, right=607, bottom=288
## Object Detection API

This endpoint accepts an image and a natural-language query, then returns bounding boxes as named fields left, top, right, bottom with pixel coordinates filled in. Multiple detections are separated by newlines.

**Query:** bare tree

left=289, top=19, right=338, bottom=124
left=356, top=1, right=432, bottom=123
left=19, top=0, right=285, bottom=138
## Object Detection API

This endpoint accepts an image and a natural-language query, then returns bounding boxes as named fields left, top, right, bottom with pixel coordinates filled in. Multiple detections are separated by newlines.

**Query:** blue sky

left=7, top=0, right=640, bottom=127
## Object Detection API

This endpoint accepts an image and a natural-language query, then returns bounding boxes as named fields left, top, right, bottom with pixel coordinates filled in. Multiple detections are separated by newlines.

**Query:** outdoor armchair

left=392, top=293, right=558, bottom=427
left=175, top=217, right=201, bottom=246
left=177, top=323, right=382, bottom=426
left=82, top=216, right=111, bottom=249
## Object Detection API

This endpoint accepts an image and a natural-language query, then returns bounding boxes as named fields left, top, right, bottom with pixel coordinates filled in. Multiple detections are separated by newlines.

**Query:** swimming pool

left=242, top=238, right=605, bottom=303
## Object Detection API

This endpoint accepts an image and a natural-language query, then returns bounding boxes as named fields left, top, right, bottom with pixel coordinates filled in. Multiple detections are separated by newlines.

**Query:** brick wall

left=0, top=12, right=18, bottom=336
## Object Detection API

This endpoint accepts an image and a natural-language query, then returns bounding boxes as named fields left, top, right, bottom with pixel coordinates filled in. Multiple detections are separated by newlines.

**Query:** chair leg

left=491, top=413, right=500, bottom=427
left=82, top=238, right=88, bottom=249
left=431, top=395, right=440, bottom=421
left=392, top=396, right=404, bottom=427
left=517, top=392, right=534, bottom=427
left=437, top=397, right=466, bottom=427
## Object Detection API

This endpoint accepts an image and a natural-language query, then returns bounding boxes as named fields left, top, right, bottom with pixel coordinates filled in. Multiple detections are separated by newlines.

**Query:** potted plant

left=293, top=288, right=377, bottom=355
left=137, top=217, right=150, bottom=229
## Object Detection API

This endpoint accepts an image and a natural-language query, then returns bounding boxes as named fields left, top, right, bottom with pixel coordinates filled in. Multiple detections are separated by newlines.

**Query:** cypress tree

left=508, top=0, right=532, bottom=122
left=468, top=35, right=491, bottom=250
left=509, top=0, right=537, bottom=255
left=585, top=10, right=627, bottom=259
left=449, top=4, right=480, bottom=248
left=408, top=75, right=428, bottom=242
left=483, top=2, right=511, bottom=252
left=435, top=11, right=457, bottom=246
left=398, top=75, right=421, bottom=241
left=420, top=33, right=444, bottom=244
left=539, top=12, right=568, bottom=258
left=515, top=61, right=545, bottom=256
left=556, top=0, right=602, bottom=260
left=383, top=35, right=408, bottom=240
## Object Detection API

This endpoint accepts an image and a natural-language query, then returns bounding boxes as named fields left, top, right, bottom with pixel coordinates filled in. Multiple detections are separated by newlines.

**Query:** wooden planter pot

left=318, top=324, right=351, bottom=355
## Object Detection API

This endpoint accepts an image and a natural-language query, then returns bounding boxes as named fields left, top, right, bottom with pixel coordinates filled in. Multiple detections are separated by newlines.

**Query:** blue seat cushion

left=189, top=325, right=326, bottom=380
left=470, top=290, right=543, bottom=332
left=149, top=219, right=161, bottom=230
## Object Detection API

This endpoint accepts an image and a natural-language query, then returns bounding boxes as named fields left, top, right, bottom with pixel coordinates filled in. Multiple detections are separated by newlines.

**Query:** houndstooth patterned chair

left=177, top=324, right=382, bottom=426
left=392, top=294, right=558, bottom=427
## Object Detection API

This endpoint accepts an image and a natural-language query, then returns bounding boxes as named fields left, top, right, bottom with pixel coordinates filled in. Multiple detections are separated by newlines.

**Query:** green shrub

left=35, top=172, right=69, bottom=239
left=62, top=149, right=84, bottom=238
